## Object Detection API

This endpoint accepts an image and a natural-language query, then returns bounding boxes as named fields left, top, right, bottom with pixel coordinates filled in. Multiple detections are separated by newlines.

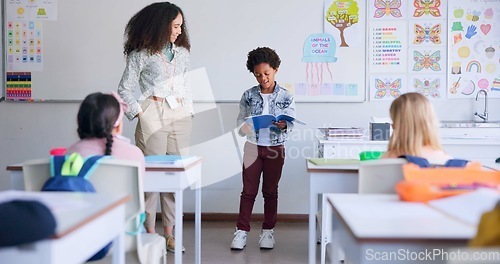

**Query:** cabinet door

left=321, top=144, right=338, bottom=158
left=318, top=142, right=388, bottom=159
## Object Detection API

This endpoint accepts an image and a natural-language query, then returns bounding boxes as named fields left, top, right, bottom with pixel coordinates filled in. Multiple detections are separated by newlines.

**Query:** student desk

left=6, top=157, right=203, bottom=264
left=325, top=194, right=476, bottom=264
left=306, top=159, right=359, bottom=264
left=144, top=157, right=203, bottom=264
left=0, top=191, right=129, bottom=264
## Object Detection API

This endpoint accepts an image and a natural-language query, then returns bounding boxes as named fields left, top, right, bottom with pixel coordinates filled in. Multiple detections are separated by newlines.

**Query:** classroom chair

left=321, top=158, right=407, bottom=264
left=22, top=158, right=166, bottom=264
left=358, top=158, right=407, bottom=194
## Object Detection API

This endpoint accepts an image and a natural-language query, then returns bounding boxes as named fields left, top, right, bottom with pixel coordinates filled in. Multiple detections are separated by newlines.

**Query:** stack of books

left=318, top=127, right=365, bottom=140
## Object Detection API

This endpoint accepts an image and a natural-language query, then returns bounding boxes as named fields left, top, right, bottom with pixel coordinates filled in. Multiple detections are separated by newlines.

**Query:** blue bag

left=41, top=153, right=112, bottom=261
left=399, top=155, right=469, bottom=168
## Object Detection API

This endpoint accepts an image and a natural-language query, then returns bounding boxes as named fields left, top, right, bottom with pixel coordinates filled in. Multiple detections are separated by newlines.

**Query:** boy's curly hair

left=246, top=47, right=281, bottom=73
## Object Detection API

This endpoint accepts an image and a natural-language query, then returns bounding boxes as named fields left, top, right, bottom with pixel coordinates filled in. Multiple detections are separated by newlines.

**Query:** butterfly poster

left=410, top=0, right=446, bottom=19
left=369, top=0, right=409, bottom=20
left=369, top=74, right=407, bottom=101
left=409, top=20, right=446, bottom=46
left=409, top=47, right=446, bottom=73
left=408, top=74, right=445, bottom=100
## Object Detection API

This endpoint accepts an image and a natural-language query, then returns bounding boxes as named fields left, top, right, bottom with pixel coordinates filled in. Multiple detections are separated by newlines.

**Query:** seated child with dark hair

left=66, top=92, right=145, bottom=171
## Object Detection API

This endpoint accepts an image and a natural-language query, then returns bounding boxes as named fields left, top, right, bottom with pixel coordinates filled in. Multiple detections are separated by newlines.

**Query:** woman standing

left=117, top=2, right=193, bottom=253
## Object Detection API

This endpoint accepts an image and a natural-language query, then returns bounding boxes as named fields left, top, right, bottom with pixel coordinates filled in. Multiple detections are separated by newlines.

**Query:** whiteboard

left=2, top=0, right=367, bottom=102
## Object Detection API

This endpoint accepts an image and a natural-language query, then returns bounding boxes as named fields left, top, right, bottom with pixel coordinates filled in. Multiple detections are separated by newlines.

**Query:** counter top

left=317, top=136, right=500, bottom=145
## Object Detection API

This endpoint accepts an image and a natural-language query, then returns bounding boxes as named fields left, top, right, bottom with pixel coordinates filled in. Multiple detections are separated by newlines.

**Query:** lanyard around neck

left=159, top=52, right=177, bottom=78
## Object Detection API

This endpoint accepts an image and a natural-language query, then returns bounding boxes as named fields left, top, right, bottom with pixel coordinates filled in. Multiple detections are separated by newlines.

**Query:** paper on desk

left=427, top=189, right=500, bottom=226
left=308, top=158, right=360, bottom=165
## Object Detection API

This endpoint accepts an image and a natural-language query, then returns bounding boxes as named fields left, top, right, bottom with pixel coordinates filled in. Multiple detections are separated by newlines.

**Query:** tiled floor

left=162, top=221, right=324, bottom=264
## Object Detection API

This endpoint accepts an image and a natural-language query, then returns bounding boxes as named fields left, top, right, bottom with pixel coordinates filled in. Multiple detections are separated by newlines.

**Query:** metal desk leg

left=195, top=183, right=201, bottom=264
left=309, top=181, right=317, bottom=264
left=174, top=190, right=183, bottom=264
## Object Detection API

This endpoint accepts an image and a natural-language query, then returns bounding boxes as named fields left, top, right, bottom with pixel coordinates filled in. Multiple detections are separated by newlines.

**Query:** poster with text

left=297, top=0, right=367, bottom=102
left=368, top=20, right=408, bottom=73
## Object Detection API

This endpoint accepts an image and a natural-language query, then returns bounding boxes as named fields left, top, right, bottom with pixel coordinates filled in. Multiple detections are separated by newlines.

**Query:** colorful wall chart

left=6, top=72, right=32, bottom=100
left=369, top=21, right=408, bottom=73
left=6, top=20, right=43, bottom=72
left=447, top=1, right=500, bottom=99
left=288, top=0, right=366, bottom=102
left=368, top=0, right=448, bottom=101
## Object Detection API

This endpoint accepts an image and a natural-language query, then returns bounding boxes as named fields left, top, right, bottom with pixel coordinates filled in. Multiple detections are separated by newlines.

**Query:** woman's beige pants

left=135, top=97, right=192, bottom=228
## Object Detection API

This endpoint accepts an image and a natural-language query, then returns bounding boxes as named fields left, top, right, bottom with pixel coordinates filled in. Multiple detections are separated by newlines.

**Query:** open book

left=245, top=114, right=306, bottom=130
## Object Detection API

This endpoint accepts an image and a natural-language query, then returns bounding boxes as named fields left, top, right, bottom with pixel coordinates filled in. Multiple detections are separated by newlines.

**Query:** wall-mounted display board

left=2, top=0, right=366, bottom=102
left=2, top=0, right=498, bottom=102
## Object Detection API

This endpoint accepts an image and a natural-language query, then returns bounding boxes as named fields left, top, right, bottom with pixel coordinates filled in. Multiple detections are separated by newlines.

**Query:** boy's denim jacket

left=237, top=83, right=296, bottom=145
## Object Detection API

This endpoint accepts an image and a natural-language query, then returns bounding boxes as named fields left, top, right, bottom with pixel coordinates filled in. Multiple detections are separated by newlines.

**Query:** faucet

left=475, top=90, right=488, bottom=122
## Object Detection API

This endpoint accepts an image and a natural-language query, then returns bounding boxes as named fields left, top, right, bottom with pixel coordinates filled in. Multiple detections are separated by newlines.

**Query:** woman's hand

left=239, top=123, right=253, bottom=135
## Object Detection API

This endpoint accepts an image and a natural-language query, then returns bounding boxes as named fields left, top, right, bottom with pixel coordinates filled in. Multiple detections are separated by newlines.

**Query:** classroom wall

left=1, top=100, right=498, bottom=214
left=2, top=0, right=499, bottom=214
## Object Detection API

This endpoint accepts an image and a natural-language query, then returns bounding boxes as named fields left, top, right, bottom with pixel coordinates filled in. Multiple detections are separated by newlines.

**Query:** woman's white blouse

left=117, top=44, right=193, bottom=120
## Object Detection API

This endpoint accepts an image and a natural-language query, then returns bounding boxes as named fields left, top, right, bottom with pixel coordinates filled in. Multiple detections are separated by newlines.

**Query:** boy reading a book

left=231, top=47, right=297, bottom=250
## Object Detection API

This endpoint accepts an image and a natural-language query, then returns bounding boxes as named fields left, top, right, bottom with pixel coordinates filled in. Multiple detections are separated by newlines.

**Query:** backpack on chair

left=41, top=153, right=112, bottom=261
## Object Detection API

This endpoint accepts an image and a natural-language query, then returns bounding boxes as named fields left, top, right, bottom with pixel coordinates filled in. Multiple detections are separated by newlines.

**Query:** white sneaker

left=259, top=229, right=275, bottom=249
left=231, top=229, right=247, bottom=250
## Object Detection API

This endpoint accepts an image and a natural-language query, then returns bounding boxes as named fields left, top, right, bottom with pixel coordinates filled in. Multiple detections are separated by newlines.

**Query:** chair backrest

left=23, top=157, right=162, bottom=263
left=90, top=159, right=145, bottom=257
left=23, top=158, right=144, bottom=250
left=89, top=159, right=144, bottom=222
left=358, top=158, right=407, bottom=194
left=22, top=159, right=51, bottom=192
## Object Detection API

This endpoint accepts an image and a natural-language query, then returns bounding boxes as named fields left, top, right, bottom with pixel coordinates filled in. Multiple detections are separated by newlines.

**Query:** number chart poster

left=447, top=0, right=500, bottom=99
left=288, top=0, right=366, bottom=102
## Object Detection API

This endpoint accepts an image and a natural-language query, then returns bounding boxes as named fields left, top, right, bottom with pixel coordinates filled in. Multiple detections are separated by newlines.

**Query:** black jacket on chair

left=0, top=200, right=56, bottom=247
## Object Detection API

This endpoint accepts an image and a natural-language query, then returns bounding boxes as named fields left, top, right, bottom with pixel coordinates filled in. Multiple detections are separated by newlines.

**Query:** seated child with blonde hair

left=382, top=92, right=452, bottom=164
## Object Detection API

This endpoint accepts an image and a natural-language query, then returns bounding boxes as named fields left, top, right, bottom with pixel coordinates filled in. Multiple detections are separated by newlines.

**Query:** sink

left=440, top=120, right=500, bottom=128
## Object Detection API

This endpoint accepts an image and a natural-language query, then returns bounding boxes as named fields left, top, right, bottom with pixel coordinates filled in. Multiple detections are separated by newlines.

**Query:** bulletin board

left=1, top=0, right=366, bottom=102
left=366, top=0, right=449, bottom=102
left=365, top=0, right=500, bottom=101
left=2, top=0, right=497, bottom=102
left=447, top=1, right=500, bottom=99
